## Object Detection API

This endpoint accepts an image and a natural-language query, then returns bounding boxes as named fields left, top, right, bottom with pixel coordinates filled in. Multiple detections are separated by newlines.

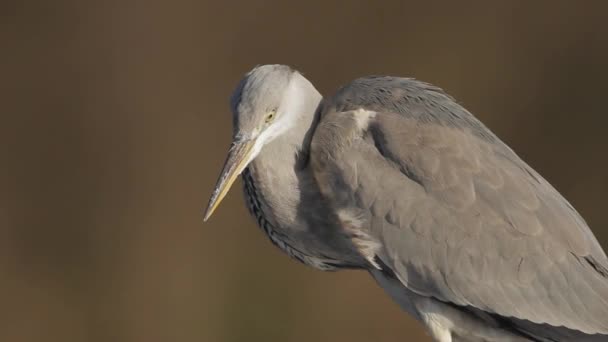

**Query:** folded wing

left=310, top=77, right=608, bottom=336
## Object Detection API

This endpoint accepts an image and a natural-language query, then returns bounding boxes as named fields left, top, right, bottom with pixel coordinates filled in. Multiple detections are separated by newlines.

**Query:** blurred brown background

left=1, top=1, right=608, bottom=341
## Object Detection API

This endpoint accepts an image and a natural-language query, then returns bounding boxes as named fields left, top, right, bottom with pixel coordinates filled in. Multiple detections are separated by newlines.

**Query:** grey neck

left=245, top=82, right=323, bottom=228
left=241, top=82, right=352, bottom=269
left=241, top=76, right=365, bottom=270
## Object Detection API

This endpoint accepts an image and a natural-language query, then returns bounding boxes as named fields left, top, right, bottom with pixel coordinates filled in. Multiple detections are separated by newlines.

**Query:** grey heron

left=204, top=64, right=608, bottom=341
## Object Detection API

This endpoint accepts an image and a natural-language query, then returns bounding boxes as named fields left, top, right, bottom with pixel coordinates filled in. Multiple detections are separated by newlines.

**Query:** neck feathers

left=245, top=73, right=322, bottom=227
left=280, top=73, right=323, bottom=156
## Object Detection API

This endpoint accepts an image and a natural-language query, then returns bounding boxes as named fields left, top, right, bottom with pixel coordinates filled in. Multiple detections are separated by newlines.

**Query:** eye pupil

left=266, top=110, right=276, bottom=123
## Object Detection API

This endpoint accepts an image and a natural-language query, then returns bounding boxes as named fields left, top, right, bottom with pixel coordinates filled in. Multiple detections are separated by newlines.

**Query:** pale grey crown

left=229, top=64, right=295, bottom=140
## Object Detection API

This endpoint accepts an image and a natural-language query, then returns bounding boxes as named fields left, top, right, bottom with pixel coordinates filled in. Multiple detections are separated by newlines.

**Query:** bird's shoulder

left=319, top=75, right=498, bottom=143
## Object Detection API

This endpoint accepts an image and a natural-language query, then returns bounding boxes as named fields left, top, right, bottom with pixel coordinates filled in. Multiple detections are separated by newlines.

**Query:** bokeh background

left=2, top=1, right=608, bottom=341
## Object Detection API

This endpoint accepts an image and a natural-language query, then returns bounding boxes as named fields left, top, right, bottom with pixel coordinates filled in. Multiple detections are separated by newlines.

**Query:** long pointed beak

left=204, top=139, right=256, bottom=221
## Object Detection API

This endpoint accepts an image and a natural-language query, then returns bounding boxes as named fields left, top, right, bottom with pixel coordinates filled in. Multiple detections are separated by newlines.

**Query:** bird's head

left=204, top=64, right=318, bottom=221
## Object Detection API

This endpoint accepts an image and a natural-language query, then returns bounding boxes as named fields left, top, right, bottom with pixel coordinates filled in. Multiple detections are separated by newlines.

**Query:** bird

left=204, top=64, right=608, bottom=342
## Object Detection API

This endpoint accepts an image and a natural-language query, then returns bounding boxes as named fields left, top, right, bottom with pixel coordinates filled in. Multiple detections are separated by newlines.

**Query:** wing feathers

left=311, top=77, right=608, bottom=336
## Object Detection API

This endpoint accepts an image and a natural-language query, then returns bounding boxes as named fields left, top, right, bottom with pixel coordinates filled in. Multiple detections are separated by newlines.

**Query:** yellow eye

left=265, top=110, right=276, bottom=123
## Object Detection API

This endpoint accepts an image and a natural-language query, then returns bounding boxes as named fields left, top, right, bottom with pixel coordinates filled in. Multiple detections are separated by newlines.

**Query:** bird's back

left=311, top=76, right=608, bottom=341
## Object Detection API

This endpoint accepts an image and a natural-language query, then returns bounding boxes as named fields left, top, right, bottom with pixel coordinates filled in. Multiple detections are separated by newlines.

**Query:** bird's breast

left=241, top=167, right=346, bottom=271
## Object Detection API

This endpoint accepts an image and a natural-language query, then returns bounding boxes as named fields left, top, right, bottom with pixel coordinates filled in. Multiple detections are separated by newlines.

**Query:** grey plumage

left=205, top=64, right=608, bottom=342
